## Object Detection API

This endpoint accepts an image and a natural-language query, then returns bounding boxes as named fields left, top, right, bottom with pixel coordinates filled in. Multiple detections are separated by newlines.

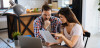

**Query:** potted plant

left=98, top=1, right=100, bottom=11
left=12, top=31, right=21, bottom=46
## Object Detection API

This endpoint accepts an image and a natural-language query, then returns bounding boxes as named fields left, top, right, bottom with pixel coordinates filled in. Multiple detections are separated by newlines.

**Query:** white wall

left=82, top=0, right=100, bottom=35
left=18, top=0, right=47, bottom=9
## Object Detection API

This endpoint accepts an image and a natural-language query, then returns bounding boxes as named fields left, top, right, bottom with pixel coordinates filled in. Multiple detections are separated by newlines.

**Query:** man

left=34, top=4, right=61, bottom=39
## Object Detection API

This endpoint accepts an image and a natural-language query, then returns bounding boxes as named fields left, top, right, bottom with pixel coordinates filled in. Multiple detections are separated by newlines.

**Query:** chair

left=83, top=32, right=91, bottom=48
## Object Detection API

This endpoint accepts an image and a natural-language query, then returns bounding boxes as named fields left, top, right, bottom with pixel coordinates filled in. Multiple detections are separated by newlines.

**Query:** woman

left=46, top=7, right=84, bottom=48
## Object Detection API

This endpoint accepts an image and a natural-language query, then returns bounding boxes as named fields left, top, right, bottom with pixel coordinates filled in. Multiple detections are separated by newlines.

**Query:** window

left=0, top=0, right=15, bottom=9
left=0, top=1, right=1, bottom=8
left=64, top=0, right=72, bottom=5
left=3, top=0, right=11, bottom=8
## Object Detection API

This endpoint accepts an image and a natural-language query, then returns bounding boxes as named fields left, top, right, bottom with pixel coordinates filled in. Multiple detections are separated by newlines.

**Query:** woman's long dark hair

left=58, top=7, right=85, bottom=33
left=58, top=7, right=80, bottom=27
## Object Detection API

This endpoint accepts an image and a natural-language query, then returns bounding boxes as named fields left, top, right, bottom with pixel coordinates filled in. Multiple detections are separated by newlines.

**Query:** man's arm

left=34, top=20, right=40, bottom=37
left=34, top=19, right=50, bottom=38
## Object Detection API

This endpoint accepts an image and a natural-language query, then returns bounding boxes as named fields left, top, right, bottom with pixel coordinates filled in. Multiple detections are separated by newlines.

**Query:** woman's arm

left=61, top=35, right=79, bottom=48
left=53, top=33, right=80, bottom=48
left=62, top=24, right=82, bottom=48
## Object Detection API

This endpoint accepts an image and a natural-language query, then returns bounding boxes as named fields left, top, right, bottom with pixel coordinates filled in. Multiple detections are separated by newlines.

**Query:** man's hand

left=44, top=20, right=51, bottom=29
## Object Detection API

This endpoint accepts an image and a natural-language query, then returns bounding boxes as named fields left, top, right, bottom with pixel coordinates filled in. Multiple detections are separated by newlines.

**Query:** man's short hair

left=42, top=4, right=51, bottom=12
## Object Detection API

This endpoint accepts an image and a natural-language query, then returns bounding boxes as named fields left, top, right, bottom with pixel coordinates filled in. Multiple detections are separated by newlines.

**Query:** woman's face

left=59, top=14, right=67, bottom=23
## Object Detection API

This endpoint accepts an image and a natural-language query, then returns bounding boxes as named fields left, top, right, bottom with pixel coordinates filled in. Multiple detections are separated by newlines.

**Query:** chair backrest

left=83, top=32, right=91, bottom=48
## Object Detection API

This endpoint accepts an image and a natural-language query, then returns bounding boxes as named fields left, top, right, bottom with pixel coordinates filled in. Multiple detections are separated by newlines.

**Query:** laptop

left=18, top=36, right=43, bottom=48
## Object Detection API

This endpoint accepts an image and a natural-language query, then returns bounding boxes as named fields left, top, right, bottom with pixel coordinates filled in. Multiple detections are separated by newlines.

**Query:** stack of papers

left=39, top=30, right=58, bottom=43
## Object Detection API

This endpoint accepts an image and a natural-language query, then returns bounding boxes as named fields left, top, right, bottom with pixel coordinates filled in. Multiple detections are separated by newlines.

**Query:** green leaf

left=12, top=31, right=21, bottom=40
left=99, top=3, right=100, bottom=5
left=98, top=8, right=100, bottom=11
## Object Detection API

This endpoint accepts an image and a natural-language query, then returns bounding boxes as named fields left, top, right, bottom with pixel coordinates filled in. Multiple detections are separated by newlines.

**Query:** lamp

left=9, top=0, right=26, bottom=16
left=1, top=0, right=26, bottom=16
left=0, top=0, right=26, bottom=48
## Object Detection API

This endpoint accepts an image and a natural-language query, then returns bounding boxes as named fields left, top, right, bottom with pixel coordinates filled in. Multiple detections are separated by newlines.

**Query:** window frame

left=0, top=0, right=4, bottom=9
left=0, top=0, right=17, bottom=9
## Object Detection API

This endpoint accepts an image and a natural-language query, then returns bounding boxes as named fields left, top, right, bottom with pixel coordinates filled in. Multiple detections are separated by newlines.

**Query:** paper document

left=39, top=30, right=58, bottom=43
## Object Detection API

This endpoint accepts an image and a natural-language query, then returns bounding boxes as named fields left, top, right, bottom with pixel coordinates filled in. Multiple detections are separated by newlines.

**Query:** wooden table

left=43, top=44, right=68, bottom=48
left=42, top=41, right=68, bottom=48
left=4, top=11, right=58, bottom=40
left=43, top=45, right=68, bottom=48
left=15, top=43, right=68, bottom=48
left=16, top=45, right=68, bottom=48
left=15, top=40, right=67, bottom=48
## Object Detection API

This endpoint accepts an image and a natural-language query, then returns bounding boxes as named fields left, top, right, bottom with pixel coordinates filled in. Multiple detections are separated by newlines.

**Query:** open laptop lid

left=18, top=36, right=42, bottom=48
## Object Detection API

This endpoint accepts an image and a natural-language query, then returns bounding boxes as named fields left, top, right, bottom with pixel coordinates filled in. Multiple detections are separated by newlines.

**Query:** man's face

left=42, top=10, right=51, bottom=21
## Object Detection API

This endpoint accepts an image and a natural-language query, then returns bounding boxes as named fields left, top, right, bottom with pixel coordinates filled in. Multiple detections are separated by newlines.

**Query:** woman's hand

left=51, top=33, right=63, bottom=38
left=45, top=33, right=63, bottom=46
left=45, top=42, right=56, bottom=46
